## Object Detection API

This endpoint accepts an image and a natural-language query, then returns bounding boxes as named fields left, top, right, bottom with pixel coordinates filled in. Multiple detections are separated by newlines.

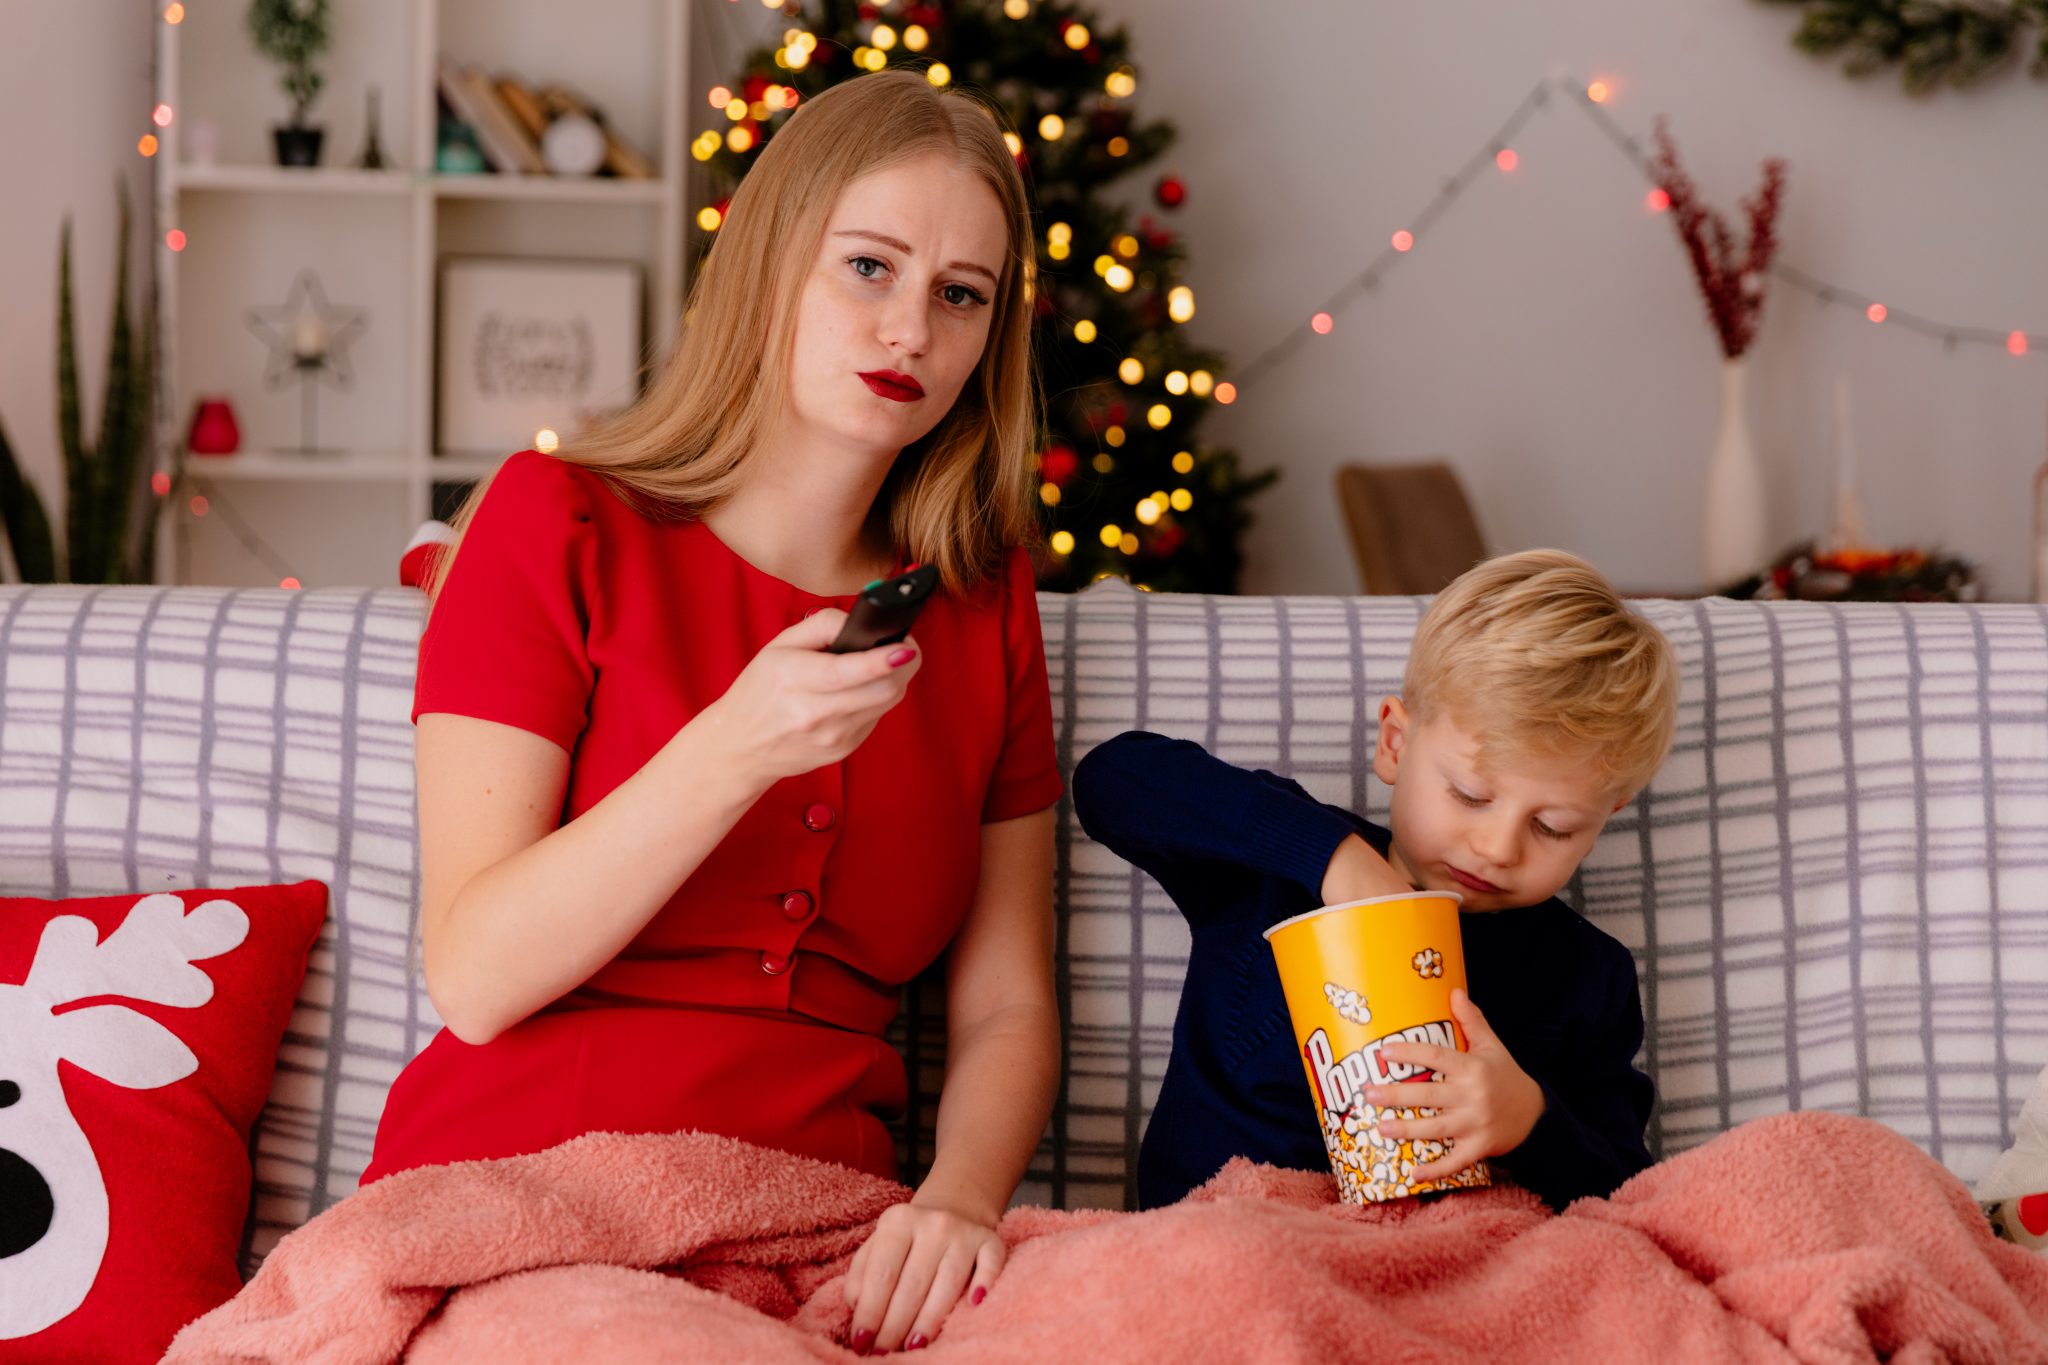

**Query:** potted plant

left=0, top=183, right=157, bottom=584
left=246, top=0, right=332, bottom=167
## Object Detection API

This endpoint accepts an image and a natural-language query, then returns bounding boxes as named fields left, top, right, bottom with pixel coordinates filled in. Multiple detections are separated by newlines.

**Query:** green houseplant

left=0, top=182, right=158, bottom=585
left=247, top=0, right=333, bottom=166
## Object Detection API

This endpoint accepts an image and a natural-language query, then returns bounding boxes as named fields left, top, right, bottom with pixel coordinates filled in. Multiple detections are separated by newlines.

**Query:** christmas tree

left=694, top=0, right=1276, bottom=593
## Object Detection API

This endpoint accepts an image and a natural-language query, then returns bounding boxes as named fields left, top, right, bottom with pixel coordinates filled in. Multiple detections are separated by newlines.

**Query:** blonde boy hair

left=1402, top=549, right=1679, bottom=798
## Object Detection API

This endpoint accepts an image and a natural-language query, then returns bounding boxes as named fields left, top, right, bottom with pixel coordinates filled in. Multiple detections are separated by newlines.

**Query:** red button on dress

left=781, top=890, right=815, bottom=920
left=366, top=449, right=1063, bottom=1190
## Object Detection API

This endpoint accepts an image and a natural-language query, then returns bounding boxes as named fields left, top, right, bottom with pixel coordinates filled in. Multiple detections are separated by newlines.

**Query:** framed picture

left=436, top=256, right=645, bottom=456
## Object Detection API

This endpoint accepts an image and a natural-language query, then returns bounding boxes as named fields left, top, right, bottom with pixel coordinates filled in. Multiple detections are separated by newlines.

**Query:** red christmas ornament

left=905, top=5, right=941, bottom=28
left=1106, top=401, right=1128, bottom=427
left=742, top=74, right=770, bottom=102
left=1034, top=289, right=1056, bottom=318
left=1153, top=525, right=1185, bottom=557
left=1040, top=444, right=1079, bottom=486
left=858, top=3, right=881, bottom=18
left=1155, top=175, right=1186, bottom=209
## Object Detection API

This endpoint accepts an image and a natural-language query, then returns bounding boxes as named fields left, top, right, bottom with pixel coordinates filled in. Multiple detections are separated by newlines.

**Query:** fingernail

left=971, top=1286, right=986, bottom=1306
left=905, top=1335, right=928, bottom=1351
left=887, top=647, right=916, bottom=668
left=852, top=1327, right=875, bottom=1355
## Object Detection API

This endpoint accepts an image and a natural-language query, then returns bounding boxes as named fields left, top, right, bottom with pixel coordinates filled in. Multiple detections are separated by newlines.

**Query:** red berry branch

left=1650, top=119, right=1789, bottom=359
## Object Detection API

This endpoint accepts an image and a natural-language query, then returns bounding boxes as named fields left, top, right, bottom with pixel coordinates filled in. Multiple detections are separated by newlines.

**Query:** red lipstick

left=859, top=370, right=925, bottom=402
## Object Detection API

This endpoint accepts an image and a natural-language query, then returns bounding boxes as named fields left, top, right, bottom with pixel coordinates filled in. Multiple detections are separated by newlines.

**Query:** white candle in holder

left=291, top=314, right=329, bottom=361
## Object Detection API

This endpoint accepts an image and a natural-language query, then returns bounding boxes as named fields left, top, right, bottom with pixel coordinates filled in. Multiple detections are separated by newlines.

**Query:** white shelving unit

left=153, top=0, right=688, bottom=587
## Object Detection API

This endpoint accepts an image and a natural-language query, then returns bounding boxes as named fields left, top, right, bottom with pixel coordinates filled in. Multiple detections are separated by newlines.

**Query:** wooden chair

left=1334, top=461, right=1489, bottom=595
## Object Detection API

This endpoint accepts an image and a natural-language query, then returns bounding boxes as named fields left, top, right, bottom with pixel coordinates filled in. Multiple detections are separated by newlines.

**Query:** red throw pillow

left=0, top=881, right=327, bottom=1363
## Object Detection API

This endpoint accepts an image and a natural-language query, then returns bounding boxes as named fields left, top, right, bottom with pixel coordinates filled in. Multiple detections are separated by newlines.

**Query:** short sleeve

left=980, top=547, right=1064, bottom=823
left=412, top=450, right=599, bottom=752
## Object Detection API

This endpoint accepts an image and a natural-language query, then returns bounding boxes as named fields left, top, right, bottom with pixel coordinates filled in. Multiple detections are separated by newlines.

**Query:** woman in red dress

left=364, top=72, right=1062, bottom=1354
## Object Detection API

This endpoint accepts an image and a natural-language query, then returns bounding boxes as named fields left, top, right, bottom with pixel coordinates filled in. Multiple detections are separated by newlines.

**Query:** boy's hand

left=1319, top=833, right=1416, bottom=906
left=1366, top=988, right=1544, bottom=1180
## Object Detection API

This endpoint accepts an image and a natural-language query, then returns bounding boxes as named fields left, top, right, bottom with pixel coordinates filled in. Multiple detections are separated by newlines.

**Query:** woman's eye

left=941, top=283, right=987, bottom=307
left=849, top=255, right=887, bottom=279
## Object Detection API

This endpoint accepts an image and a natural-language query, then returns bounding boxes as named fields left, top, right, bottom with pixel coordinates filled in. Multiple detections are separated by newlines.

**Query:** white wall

left=0, top=0, right=152, bottom=576
left=9, top=0, right=2046, bottom=594
left=1079, top=0, right=2048, bottom=597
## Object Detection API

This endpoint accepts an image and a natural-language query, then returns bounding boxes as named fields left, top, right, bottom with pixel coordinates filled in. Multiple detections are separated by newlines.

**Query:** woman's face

left=784, top=151, right=1010, bottom=461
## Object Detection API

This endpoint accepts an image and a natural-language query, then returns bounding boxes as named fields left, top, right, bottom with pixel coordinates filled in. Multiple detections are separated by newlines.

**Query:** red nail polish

left=971, top=1285, right=986, bottom=1305
left=887, top=647, right=916, bottom=668
left=852, top=1327, right=875, bottom=1355
left=905, top=1335, right=928, bottom=1351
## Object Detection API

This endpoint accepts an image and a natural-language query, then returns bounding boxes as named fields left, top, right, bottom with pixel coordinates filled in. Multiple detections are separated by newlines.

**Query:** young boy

left=1073, top=549, right=1678, bottom=1211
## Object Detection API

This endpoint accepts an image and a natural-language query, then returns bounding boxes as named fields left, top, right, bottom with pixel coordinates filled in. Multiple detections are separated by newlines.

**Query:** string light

left=280, top=577, right=301, bottom=590
left=904, top=25, right=929, bottom=51
left=1188, top=370, right=1214, bottom=397
left=861, top=47, right=887, bottom=71
left=1039, top=114, right=1065, bottom=141
left=871, top=23, right=897, bottom=50
left=1867, top=303, right=1888, bottom=324
left=1002, top=131, right=1023, bottom=156
left=189, top=494, right=209, bottom=517
left=1004, top=0, right=1030, bottom=17
left=692, top=131, right=721, bottom=161
left=1496, top=148, right=1518, bottom=172
left=138, top=134, right=159, bottom=157
left=1214, top=382, right=1237, bottom=404
left=708, top=85, right=732, bottom=107
left=1099, top=523, right=1122, bottom=547
left=1107, top=136, right=1130, bottom=157
left=1167, top=285, right=1195, bottom=322
left=1119, top=532, right=1140, bottom=555
left=1104, top=425, right=1126, bottom=447
left=1311, top=312, right=1334, bottom=334
left=1064, top=22, right=1091, bottom=49
left=1136, top=497, right=1162, bottom=525
left=534, top=427, right=560, bottom=453
left=1172, top=451, right=1195, bottom=474
left=1170, top=488, right=1194, bottom=512
left=1215, top=70, right=2045, bottom=407
left=1105, top=264, right=1134, bottom=292
left=1147, top=403, right=1172, bottom=428
left=1119, top=357, right=1144, bottom=383
left=165, top=229, right=186, bottom=252
left=1113, top=233, right=1139, bottom=257
left=1040, top=482, right=1061, bottom=505
left=1073, top=319, right=1097, bottom=343
left=727, top=126, right=754, bottom=152
left=1165, top=370, right=1189, bottom=394
left=698, top=205, right=723, bottom=230
left=151, top=471, right=172, bottom=496
left=1051, top=529, right=1075, bottom=554
left=725, top=97, right=748, bottom=120
left=152, top=103, right=174, bottom=128
left=1106, top=68, right=1137, bottom=98
left=163, top=3, right=183, bottom=22
left=1092, top=452, right=1115, bottom=473
left=926, top=62, right=950, bottom=86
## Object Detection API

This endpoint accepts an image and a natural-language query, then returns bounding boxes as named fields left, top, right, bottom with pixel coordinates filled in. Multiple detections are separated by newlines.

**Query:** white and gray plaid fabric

left=3, top=583, right=2044, bottom=1268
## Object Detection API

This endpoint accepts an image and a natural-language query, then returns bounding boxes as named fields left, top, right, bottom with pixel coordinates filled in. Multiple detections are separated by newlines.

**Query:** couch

left=1, top=581, right=2042, bottom=1274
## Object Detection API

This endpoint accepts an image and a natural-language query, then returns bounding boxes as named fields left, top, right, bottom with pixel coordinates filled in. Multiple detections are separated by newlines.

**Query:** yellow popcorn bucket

left=1263, top=891, right=1491, bottom=1204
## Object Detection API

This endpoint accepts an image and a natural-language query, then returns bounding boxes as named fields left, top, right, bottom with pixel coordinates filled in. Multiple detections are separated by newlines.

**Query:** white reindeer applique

left=0, top=893, right=248, bottom=1339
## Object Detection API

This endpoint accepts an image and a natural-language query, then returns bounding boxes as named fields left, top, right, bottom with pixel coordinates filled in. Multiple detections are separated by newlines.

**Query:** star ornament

left=244, top=269, right=368, bottom=390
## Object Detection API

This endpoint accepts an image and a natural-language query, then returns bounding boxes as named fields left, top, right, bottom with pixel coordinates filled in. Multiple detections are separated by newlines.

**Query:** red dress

left=363, top=450, right=1062, bottom=1184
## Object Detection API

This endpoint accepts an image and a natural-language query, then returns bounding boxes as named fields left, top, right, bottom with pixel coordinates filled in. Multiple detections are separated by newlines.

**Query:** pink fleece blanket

left=166, top=1112, right=2048, bottom=1364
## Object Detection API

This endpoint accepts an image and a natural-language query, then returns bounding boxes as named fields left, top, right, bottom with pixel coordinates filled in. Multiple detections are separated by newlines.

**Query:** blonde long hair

left=426, top=70, right=1041, bottom=600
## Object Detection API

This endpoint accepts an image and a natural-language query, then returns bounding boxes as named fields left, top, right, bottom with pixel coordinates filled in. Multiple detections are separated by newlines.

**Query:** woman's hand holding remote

left=697, top=608, right=922, bottom=794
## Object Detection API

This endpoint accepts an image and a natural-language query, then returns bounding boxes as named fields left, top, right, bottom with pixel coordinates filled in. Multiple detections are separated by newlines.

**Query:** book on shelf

left=436, top=58, right=544, bottom=174
left=540, top=85, right=657, bottom=180
left=495, top=77, right=551, bottom=143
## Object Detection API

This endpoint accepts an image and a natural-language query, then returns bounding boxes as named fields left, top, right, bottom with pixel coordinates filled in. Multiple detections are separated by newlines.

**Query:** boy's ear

left=1372, top=695, right=1409, bottom=787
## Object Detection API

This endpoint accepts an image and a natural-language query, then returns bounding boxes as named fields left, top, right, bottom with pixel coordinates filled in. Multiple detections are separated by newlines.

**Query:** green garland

left=246, top=0, right=332, bottom=125
left=1760, top=0, right=2048, bottom=92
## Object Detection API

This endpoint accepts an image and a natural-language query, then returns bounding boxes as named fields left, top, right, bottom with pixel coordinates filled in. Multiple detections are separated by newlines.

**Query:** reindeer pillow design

left=0, top=881, right=326, bottom=1365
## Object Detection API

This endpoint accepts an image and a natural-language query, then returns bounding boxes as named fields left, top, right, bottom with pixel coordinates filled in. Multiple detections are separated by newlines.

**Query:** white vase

left=1700, top=356, right=1769, bottom=589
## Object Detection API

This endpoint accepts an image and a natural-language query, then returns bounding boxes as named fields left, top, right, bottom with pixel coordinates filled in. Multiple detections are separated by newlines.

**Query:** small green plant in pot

left=0, top=182, right=158, bottom=585
left=247, top=0, right=332, bottom=167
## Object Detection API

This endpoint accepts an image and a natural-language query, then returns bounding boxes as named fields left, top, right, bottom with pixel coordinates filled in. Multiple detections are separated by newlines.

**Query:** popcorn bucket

left=1263, top=891, right=1491, bottom=1204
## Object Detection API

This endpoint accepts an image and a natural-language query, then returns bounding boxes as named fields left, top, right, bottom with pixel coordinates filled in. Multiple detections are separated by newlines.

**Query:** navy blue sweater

left=1071, top=730, right=1656, bottom=1211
